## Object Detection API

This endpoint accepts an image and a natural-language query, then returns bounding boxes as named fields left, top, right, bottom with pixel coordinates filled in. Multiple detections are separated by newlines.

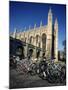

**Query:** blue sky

left=9, top=1, right=66, bottom=51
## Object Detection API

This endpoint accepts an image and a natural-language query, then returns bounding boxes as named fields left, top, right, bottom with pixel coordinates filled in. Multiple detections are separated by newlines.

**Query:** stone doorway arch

left=29, top=36, right=34, bottom=44
left=36, top=35, right=40, bottom=47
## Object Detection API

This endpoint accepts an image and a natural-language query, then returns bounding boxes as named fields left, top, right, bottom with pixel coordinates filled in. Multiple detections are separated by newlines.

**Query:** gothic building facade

left=10, top=8, right=58, bottom=62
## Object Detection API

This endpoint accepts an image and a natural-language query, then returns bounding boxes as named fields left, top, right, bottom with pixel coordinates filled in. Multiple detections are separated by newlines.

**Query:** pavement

left=9, top=69, right=66, bottom=89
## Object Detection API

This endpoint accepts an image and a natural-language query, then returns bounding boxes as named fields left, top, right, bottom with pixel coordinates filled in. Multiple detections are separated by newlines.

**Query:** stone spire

left=29, top=25, right=31, bottom=30
left=54, top=18, right=58, bottom=30
left=40, top=20, right=42, bottom=27
left=48, top=7, right=52, bottom=25
left=34, top=23, right=36, bottom=29
left=54, top=18, right=58, bottom=62
left=48, top=7, right=52, bottom=34
left=19, top=29, right=22, bottom=34
left=49, top=8, right=52, bottom=15
left=47, top=8, right=53, bottom=59
left=24, top=30, right=25, bottom=38
left=13, top=28, right=17, bottom=38
left=24, top=26, right=26, bottom=31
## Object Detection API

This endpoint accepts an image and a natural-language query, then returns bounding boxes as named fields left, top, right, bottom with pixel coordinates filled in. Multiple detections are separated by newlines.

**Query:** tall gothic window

left=42, top=33, right=46, bottom=51
left=21, top=38, right=24, bottom=41
left=36, top=35, right=40, bottom=47
left=25, top=37, right=26, bottom=42
left=30, top=36, right=34, bottom=44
